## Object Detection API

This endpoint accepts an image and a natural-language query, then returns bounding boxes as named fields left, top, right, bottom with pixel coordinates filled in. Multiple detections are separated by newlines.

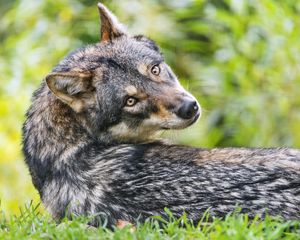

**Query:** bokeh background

left=1, top=0, right=300, bottom=216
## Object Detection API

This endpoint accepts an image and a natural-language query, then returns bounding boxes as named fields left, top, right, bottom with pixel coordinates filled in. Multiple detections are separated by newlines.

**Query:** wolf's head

left=45, top=3, right=201, bottom=143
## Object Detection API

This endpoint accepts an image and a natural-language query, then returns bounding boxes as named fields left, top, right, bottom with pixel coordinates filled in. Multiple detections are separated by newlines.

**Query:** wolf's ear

left=45, top=72, right=95, bottom=113
left=97, top=3, right=127, bottom=42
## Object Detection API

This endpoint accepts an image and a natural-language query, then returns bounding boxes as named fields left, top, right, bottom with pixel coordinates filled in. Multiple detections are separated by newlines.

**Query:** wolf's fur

left=22, top=3, right=300, bottom=226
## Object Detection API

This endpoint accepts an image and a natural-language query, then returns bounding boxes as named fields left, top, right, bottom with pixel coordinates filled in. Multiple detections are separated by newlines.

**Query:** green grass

left=1, top=203, right=300, bottom=239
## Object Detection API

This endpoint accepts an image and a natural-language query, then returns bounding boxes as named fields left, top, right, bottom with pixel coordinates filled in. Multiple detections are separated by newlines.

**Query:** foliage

left=1, top=204, right=300, bottom=240
left=0, top=0, right=300, bottom=215
left=162, top=0, right=300, bottom=147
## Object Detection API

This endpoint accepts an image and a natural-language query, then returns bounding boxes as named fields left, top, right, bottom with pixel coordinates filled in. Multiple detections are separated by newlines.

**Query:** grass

left=1, top=202, right=300, bottom=239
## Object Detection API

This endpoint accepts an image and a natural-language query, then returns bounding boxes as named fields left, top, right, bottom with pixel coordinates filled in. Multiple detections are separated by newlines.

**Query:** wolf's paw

left=116, top=219, right=136, bottom=232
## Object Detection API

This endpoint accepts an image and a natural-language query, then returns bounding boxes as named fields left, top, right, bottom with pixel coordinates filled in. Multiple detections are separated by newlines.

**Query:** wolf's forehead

left=106, top=38, right=163, bottom=63
left=60, top=38, right=163, bottom=73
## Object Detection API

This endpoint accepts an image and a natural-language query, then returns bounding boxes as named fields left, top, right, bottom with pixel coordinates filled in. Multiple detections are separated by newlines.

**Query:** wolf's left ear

left=97, top=3, right=127, bottom=42
left=45, top=71, right=95, bottom=113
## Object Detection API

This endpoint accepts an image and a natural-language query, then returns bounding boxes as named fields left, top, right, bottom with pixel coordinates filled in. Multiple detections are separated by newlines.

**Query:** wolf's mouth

left=161, top=112, right=200, bottom=130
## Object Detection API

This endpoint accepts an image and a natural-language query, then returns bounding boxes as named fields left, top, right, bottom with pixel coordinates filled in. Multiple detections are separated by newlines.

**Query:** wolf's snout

left=176, top=100, right=199, bottom=120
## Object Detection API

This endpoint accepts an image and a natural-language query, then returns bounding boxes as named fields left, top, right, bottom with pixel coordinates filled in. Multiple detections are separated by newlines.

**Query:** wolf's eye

left=151, top=65, right=160, bottom=76
left=125, top=97, right=138, bottom=107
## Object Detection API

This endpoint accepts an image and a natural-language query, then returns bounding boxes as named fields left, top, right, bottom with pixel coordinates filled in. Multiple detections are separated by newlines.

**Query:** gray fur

left=22, top=3, right=300, bottom=227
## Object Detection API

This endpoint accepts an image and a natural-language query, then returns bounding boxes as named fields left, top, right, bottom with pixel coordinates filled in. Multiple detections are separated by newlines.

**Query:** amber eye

left=151, top=65, right=160, bottom=76
left=125, top=97, right=138, bottom=107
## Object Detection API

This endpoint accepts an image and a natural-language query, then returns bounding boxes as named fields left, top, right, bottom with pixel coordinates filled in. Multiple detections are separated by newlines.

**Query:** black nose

left=176, top=100, right=199, bottom=119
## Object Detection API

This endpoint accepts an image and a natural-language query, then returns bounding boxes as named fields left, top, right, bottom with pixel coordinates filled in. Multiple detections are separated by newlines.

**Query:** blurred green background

left=1, top=0, right=300, bottom=215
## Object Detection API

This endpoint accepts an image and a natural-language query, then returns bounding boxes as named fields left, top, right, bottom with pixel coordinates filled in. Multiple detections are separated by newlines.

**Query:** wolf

left=22, top=3, right=300, bottom=227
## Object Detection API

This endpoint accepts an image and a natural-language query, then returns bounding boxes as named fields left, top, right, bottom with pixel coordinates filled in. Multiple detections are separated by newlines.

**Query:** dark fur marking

left=134, top=34, right=161, bottom=53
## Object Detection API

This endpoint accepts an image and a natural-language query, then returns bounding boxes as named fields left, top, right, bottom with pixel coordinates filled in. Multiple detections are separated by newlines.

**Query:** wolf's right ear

left=45, top=72, right=95, bottom=113
left=97, top=3, right=127, bottom=42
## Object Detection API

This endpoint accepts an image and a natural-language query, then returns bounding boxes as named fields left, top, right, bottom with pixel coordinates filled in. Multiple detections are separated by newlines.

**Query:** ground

left=1, top=203, right=299, bottom=240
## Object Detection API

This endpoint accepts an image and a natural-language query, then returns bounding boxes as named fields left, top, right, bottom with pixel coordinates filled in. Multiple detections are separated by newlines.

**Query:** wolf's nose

left=177, top=100, right=199, bottom=119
